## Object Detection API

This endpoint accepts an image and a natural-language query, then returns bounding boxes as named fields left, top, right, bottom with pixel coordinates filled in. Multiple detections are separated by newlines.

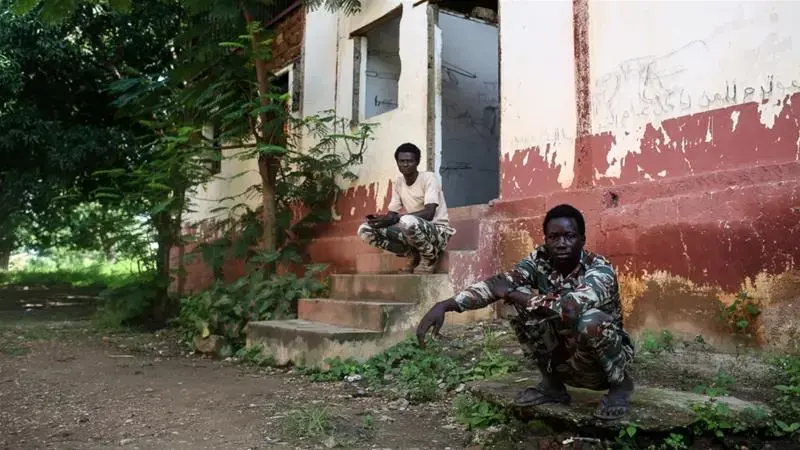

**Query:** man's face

left=544, top=217, right=585, bottom=267
left=396, top=151, right=419, bottom=176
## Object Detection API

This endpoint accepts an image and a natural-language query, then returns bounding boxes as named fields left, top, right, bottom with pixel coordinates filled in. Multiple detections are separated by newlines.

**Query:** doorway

left=437, top=7, right=499, bottom=208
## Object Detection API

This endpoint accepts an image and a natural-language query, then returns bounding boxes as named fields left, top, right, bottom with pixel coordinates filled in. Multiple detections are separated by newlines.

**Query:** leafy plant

left=235, top=344, right=277, bottom=367
left=638, top=329, right=675, bottom=354
left=718, top=290, right=761, bottom=340
left=691, top=400, right=735, bottom=438
left=693, top=369, right=736, bottom=397
left=176, top=259, right=327, bottom=349
left=453, top=393, right=509, bottom=430
left=771, top=356, right=800, bottom=435
left=662, top=432, right=688, bottom=449
left=91, top=272, right=165, bottom=330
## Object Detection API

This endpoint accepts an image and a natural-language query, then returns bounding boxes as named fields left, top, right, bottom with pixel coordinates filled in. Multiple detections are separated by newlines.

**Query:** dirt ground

left=0, top=289, right=469, bottom=450
left=0, top=287, right=792, bottom=450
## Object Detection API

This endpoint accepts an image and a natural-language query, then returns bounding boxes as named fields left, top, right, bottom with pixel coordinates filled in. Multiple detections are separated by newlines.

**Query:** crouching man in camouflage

left=358, top=143, right=455, bottom=274
left=416, top=204, right=635, bottom=419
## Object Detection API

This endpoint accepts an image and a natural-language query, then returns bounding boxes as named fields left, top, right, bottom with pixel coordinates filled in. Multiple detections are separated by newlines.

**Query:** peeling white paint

left=500, top=1, right=576, bottom=188
left=731, top=110, right=741, bottom=131
left=757, top=97, right=785, bottom=130
left=590, top=1, right=800, bottom=179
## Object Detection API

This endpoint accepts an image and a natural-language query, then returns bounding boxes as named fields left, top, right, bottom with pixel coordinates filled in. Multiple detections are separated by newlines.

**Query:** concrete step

left=245, top=319, right=383, bottom=367
left=297, top=298, right=415, bottom=332
left=329, top=273, right=451, bottom=302
left=355, top=251, right=450, bottom=274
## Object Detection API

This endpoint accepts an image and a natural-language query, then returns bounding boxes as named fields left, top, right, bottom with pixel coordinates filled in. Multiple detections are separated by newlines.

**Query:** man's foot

left=594, top=372, right=634, bottom=420
left=397, top=251, right=421, bottom=274
left=513, top=381, right=571, bottom=407
left=415, top=255, right=440, bottom=274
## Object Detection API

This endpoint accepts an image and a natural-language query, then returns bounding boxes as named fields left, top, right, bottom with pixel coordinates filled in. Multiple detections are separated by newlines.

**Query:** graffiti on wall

left=593, top=39, right=800, bottom=130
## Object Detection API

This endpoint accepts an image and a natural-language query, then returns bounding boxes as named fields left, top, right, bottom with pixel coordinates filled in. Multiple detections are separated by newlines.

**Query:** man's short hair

left=542, top=204, right=586, bottom=236
left=394, top=142, right=421, bottom=163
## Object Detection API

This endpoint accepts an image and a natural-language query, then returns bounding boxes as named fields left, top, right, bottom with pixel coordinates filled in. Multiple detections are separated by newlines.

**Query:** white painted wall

left=184, top=150, right=262, bottom=225
left=438, top=12, right=499, bottom=207
left=499, top=0, right=577, bottom=188
left=590, top=1, right=800, bottom=181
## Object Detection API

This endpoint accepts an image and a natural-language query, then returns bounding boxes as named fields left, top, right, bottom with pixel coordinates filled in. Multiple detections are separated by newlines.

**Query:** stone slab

left=355, top=251, right=450, bottom=274
left=329, top=274, right=452, bottom=302
left=467, top=371, right=772, bottom=433
left=297, top=298, right=415, bottom=331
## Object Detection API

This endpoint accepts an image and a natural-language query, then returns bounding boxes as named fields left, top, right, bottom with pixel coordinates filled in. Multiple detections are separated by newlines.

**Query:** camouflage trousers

left=510, top=308, right=634, bottom=390
left=357, top=215, right=455, bottom=263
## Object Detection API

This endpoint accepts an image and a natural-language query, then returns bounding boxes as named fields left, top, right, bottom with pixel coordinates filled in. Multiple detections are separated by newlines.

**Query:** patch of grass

left=282, top=406, right=336, bottom=439
left=3, top=344, right=30, bottom=356
left=90, top=272, right=163, bottom=331
left=2, top=252, right=142, bottom=288
left=771, top=355, right=800, bottom=435
left=693, top=368, right=736, bottom=397
left=299, top=333, right=521, bottom=403
left=453, top=393, right=509, bottom=430
left=638, top=329, right=675, bottom=355
left=235, top=344, right=277, bottom=367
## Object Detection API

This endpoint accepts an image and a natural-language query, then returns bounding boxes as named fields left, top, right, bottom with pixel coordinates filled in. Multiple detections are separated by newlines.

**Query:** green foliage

left=1, top=0, right=181, bottom=258
left=301, top=334, right=521, bottom=403
left=91, top=272, right=165, bottom=330
left=176, top=259, right=327, bottom=349
left=638, top=329, right=675, bottom=355
left=235, top=344, right=277, bottom=367
left=615, top=422, right=641, bottom=449
left=300, top=337, right=464, bottom=402
left=453, top=393, right=509, bottom=430
left=1, top=250, right=142, bottom=288
left=661, top=433, right=688, bottom=449
left=771, top=356, right=800, bottom=434
left=718, top=290, right=761, bottom=340
left=693, top=369, right=736, bottom=398
left=282, top=406, right=336, bottom=439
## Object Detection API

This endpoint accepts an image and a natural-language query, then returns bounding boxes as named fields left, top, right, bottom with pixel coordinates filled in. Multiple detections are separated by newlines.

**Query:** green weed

left=453, top=393, right=509, bottom=430
left=282, top=406, right=336, bottom=439
left=638, top=329, right=675, bottom=354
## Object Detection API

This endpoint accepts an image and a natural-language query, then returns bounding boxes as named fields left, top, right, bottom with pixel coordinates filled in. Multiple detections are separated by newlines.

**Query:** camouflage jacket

left=453, top=245, right=623, bottom=327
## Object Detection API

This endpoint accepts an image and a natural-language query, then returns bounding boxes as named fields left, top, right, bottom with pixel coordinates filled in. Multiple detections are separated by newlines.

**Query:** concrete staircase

left=245, top=251, right=490, bottom=367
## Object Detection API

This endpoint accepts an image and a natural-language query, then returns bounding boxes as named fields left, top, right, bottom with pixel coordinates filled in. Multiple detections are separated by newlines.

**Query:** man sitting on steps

left=357, top=142, right=455, bottom=274
left=416, top=204, right=635, bottom=420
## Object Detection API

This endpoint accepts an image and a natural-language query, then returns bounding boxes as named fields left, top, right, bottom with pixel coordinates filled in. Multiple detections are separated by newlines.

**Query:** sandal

left=414, top=255, right=440, bottom=274
left=397, top=251, right=421, bottom=274
left=513, top=383, right=571, bottom=407
left=594, top=394, right=630, bottom=420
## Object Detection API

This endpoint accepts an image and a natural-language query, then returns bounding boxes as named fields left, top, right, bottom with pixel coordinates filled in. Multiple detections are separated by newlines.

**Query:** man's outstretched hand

left=416, top=299, right=458, bottom=348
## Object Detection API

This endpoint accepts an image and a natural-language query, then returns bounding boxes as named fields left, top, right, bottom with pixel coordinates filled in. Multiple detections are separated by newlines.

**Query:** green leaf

left=10, top=0, right=40, bottom=16
left=107, top=0, right=133, bottom=12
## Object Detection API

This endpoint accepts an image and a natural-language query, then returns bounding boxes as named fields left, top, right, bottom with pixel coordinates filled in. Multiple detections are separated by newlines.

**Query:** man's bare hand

left=366, top=214, right=397, bottom=229
left=415, top=299, right=458, bottom=348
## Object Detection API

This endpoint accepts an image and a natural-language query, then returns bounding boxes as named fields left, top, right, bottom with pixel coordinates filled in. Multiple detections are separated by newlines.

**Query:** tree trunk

left=245, top=8, right=281, bottom=263
left=151, top=211, right=174, bottom=325
left=257, top=155, right=279, bottom=255
left=0, top=250, right=9, bottom=271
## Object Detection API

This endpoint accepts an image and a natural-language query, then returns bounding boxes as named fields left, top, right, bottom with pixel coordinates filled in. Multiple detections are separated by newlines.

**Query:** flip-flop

left=594, top=393, right=630, bottom=420
left=397, top=252, right=420, bottom=274
left=513, top=385, right=571, bottom=407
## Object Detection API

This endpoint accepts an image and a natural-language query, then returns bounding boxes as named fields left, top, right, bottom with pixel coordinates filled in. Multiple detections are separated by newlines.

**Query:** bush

left=176, top=263, right=327, bottom=349
left=91, top=272, right=164, bottom=330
